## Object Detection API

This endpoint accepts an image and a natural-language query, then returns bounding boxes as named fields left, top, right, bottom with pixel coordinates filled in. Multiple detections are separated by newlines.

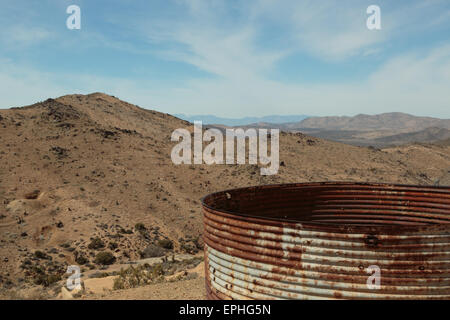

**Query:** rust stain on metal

left=202, top=182, right=450, bottom=300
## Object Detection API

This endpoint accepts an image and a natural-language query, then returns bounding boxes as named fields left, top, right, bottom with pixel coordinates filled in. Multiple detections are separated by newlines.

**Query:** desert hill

left=435, top=138, right=450, bottom=147
left=372, top=127, right=450, bottom=146
left=0, top=93, right=449, bottom=299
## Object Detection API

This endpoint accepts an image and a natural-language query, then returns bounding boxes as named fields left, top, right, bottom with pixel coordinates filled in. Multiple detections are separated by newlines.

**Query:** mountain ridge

left=295, top=112, right=450, bottom=131
left=216, top=112, right=450, bottom=147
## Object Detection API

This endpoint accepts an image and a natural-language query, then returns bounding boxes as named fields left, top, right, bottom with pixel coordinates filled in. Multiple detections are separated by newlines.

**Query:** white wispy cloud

left=125, top=0, right=449, bottom=117
left=166, top=43, right=450, bottom=117
left=0, top=25, right=52, bottom=48
left=0, top=0, right=448, bottom=118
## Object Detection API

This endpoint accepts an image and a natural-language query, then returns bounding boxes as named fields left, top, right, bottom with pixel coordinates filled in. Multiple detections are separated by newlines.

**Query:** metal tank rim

left=201, top=181, right=450, bottom=234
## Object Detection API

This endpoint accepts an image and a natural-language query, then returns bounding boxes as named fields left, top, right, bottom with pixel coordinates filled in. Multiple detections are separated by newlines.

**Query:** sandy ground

left=86, top=276, right=206, bottom=300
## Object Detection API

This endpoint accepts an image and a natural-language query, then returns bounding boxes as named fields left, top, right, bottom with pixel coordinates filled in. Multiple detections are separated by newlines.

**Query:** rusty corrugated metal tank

left=202, top=182, right=450, bottom=299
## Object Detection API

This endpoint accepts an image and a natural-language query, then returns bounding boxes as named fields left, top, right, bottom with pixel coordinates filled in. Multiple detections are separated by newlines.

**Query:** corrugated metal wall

left=202, top=182, right=450, bottom=299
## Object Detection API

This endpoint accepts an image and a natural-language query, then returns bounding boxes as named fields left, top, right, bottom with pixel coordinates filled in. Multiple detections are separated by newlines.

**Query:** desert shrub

left=119, top=227, right=133, bottom=234
left=180, top=242, right=198, bottom=254
left=140, top=244, right=165, bottom=258
left=157, top=239, right=173, bottom=250
left=112, top=264, right=164, bottom=290
left=135, top=223, right=146, bottom=231
left=88, top=237, right=105, bottom=250
left=34, top=251, right=49, bottom=260
left=149, top=264, right=164, bottom=278
left=113, top=277, right=125, bottom=290
left=34, top=273, right=61, bottom=287
left=193, top=236, right=204, bottom=250
left=94, top=251, right=116, bottom=265
left=108, top=242, right=118, bottom=250
left=32, top=265, right=45, bottom=274
left=59, top=242, right=71, bottom=248
left=75, top=254, right=89, bottom=265
left=89, top=271, right=110, bottom=279
left=135, top=223, right=150, bottom=239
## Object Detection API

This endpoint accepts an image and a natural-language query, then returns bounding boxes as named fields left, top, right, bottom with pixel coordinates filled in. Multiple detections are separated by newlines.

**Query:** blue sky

left=0, top=0, right=449, bottom=118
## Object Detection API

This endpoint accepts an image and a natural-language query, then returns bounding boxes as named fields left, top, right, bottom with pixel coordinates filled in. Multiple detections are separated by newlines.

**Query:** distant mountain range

left=289, top=112, right=450, bottom=131
left=197, top=112, right=450, bottom=147
left=174, top=114, right=309, bottom=126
